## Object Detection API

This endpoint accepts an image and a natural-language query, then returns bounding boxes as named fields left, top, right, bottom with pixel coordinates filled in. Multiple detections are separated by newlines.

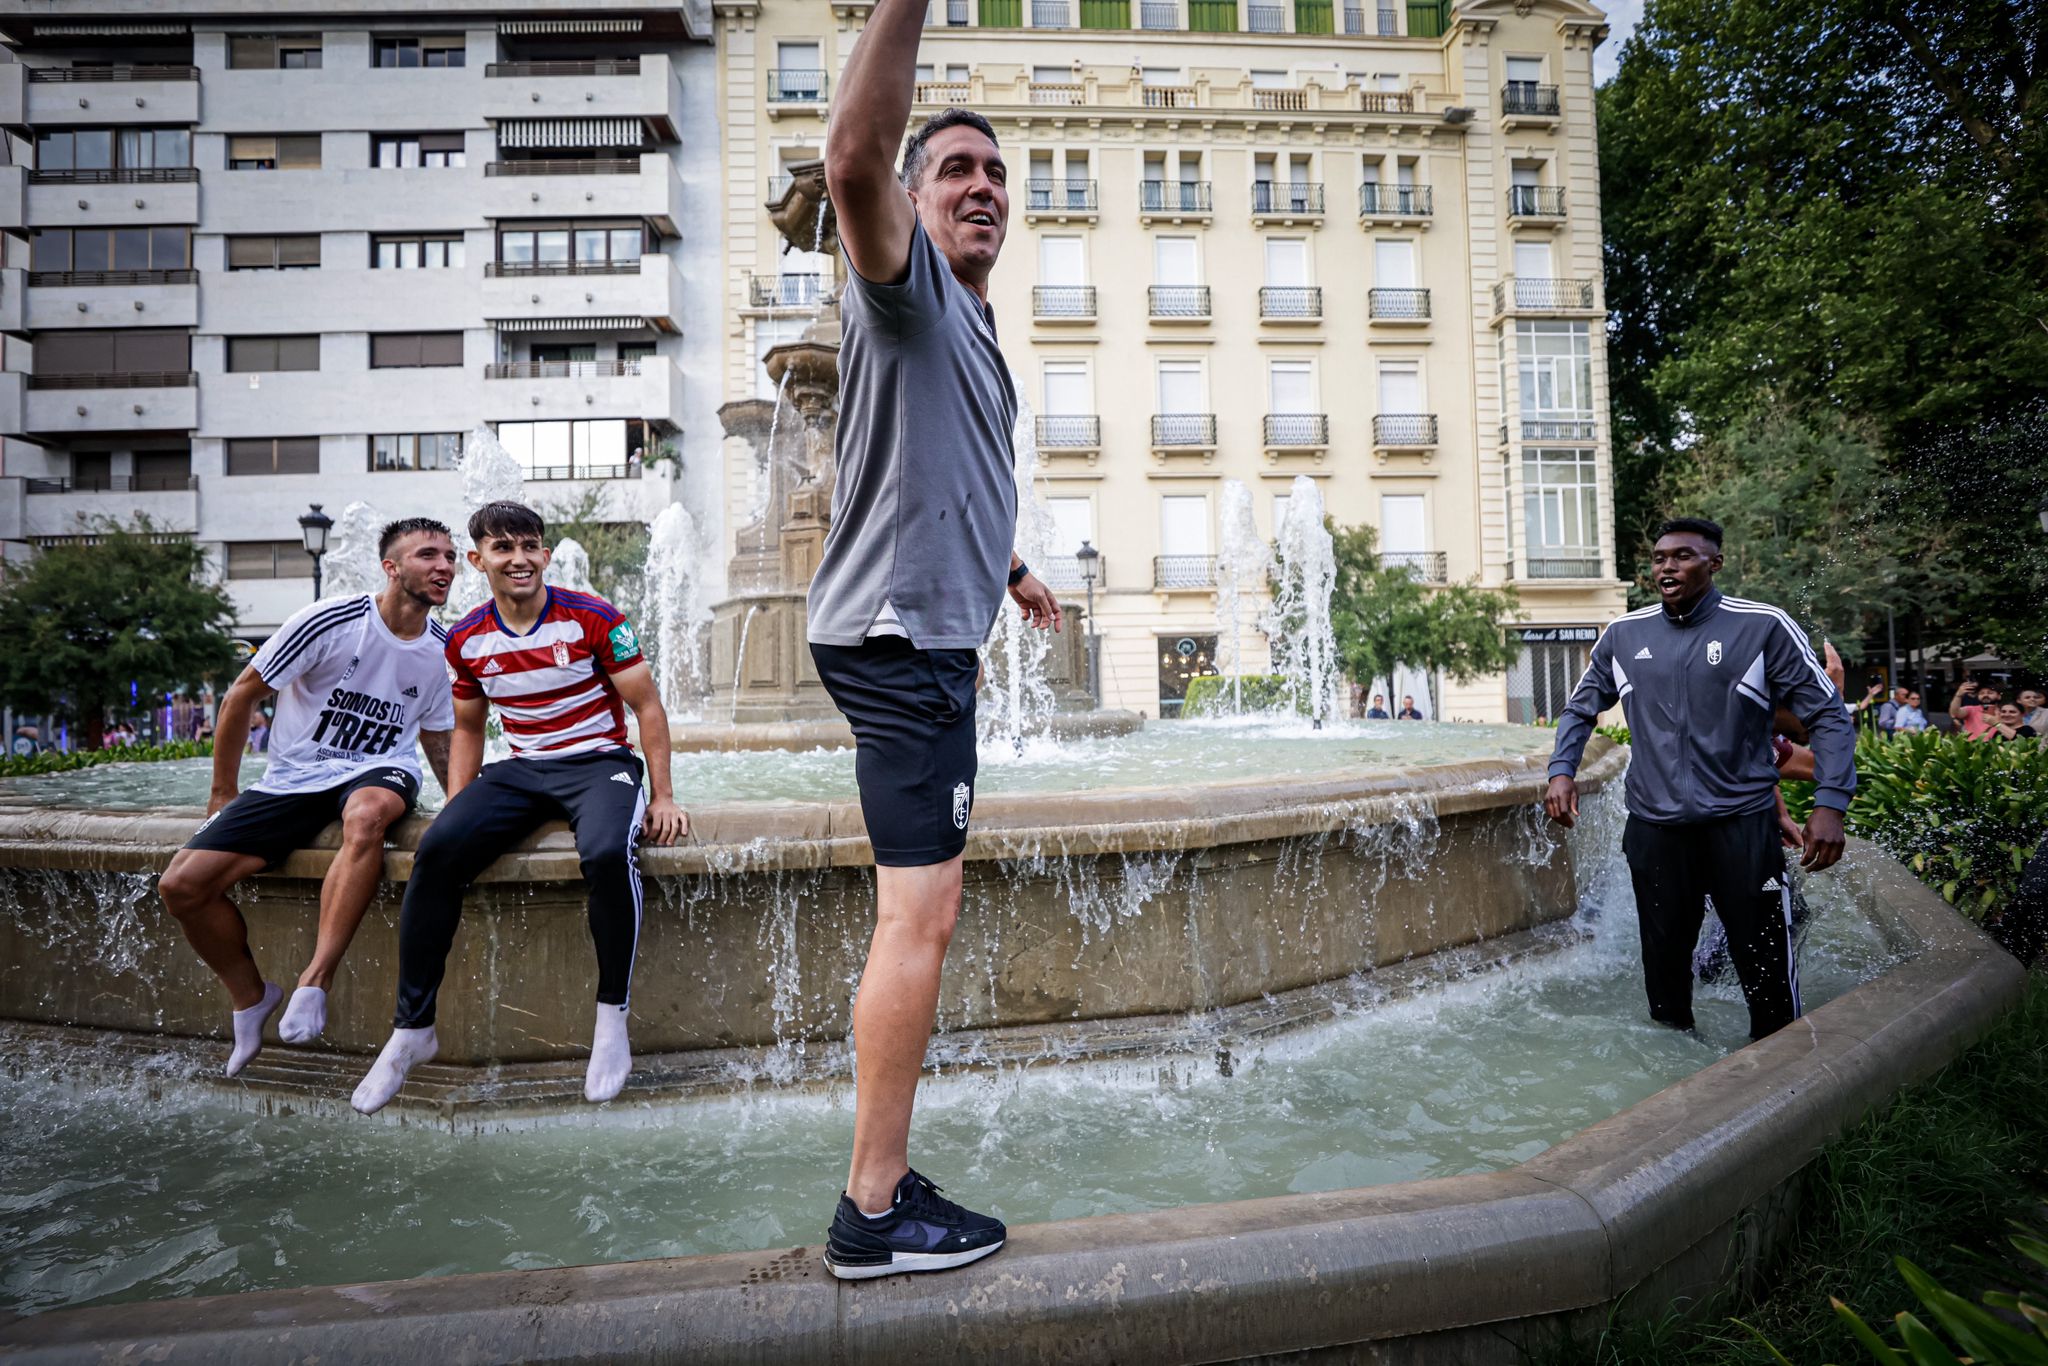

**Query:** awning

left=497, top=117, right=645, bottom=150
left=499, top=18, right=642, bottom=33
left=491, top=316, right=647, bottom=331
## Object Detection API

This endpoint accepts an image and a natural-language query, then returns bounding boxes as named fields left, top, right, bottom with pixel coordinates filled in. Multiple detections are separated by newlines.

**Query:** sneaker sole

left=824, top=1240, right=1004, bottom=1281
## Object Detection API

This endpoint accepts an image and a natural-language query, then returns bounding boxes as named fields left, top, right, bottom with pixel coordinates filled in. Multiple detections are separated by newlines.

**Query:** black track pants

left=1622, top=807, right=1801, bottom=1040
left=393, top=749, right=646, bottom=1029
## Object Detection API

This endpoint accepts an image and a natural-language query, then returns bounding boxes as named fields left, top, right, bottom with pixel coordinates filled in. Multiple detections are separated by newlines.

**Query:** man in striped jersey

left=160, top=517, right=458, bottom=1077
left=351, top=500, right=685, bottom=1114
left=1543, top=517, right=1856, bottom=1041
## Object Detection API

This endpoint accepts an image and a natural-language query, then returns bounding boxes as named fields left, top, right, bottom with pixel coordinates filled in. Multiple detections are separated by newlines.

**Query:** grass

left=1534, top=971, right=2048, bottom=1365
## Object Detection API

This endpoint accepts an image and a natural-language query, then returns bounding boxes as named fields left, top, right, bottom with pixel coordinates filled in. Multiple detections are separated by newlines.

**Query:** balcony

left=29, top=269, right=197, bottom=287
left=766, top=174, right=795, bottom=201
left=522, top=460, right=644, bottom=482
left=1032, top=285, right=1096, bottom=321
left=1038, top=555, right=1103, bottom=591
left=1506, top=185, right=1567, bottom=227
left=481, top=54, right=682, bottom=142
left=482, top=254, right=682, bottom=331
left=1520, top=553, right=1606, bottom=580
left=26, top=272, right=200, bottom=330
left=1492, top=276, right=1598, bottom=317
left=1148, top=285, right=1211, bottom=320
left=1520, top=416, right=1598, bottom=442
left=1342, top=3, right=1400, bottom=33
left=1359, top=90, right=1414, bottom=114
left=1027, top=81, right=1084, bottom=106
left=748, top=273, right=827, bottom=308
left=1372, top=413, right=1438, bottom=450
left=1140, top=1, right=1181, bottom=26
left=24, top=373, right=197, bottom=438
left=24, top=474, right=197, bottom=494
left=1251, top=182, right=1323, bottom=221
left=1152, top=413, right=1217, bottom=449
left=1153, top=554, right=1216, bottom=590
left=1358, top=183, right=1432, bottom=225
left=482, top=356, right=683, bottom=425
left=1263, top=413, right=1328, bottom=449
left=0, top=166, right=21, bottom=233
left=486, top=360, right=644, bottom=379
left=21, top=471, right=197, bottom=538
left=0, top=370, right=21, bottom=435
left=1036, top=414, right=1101, bottom=449
left=913, top=80, right=972, bottom=105
left=1383, top=550, right=1448, bottom=583
left=1500, top=82, right=1561, bottom=128
left=1248, top=3, right=1286, bottom=29
left=22, top=65, right=200, bottom=127
left=27, top=170, right=199, bottom=229
left=1258, top=286, right=1321, bottom=321
left=1031, top=0, right=1073, bottom=23
left=1368, top=287, right=1431, bottom=324
left=1138, top=181, right=1212, bottom=223
left=766, top=70, right=828, bottom=108
left=1023, top=179, right=1098, bottom=221
left=1141, top=84, right=1199, bottom=109
left=28, top=370, right=194, bottom=390
left=0, top=269, right=19, bottom=333
left=483, top=152, right=684, bottom=237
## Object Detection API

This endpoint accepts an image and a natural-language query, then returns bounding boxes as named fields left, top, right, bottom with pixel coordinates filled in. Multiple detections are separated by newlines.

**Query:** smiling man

left=807, top=0, right=1061, bottom=1282
left=1543, top=517, right=1856, bottom=1042
left=158, top=518, right=458, bottom=1076
left=350, top=501, right=685, bottom=1115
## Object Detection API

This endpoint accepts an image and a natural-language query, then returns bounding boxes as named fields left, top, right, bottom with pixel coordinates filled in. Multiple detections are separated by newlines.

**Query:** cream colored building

left=715, top=0, right=1625, bottom=721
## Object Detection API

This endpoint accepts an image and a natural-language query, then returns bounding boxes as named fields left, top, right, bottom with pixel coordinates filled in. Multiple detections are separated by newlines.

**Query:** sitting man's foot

left=584, top=1003, right=632, bottom=1104
left=278, top=985, right=328, bottom=1044
left=224, top=982, right=284, bottom=1078
left=350, top=1026, right=437, bottom=1115
left=823, top=1169, right=1006, bottom=1280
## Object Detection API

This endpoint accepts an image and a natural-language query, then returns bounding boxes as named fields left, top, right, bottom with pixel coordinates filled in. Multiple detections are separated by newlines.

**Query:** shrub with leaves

left=1182, top=673, right=1292, bottom=718
left=0, top=740, right=214, bottom=779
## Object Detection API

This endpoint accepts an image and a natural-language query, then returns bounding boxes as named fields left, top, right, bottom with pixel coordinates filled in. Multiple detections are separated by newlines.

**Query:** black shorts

left=810, top=637, right=979, bottom=867
left=184, top=768, right=420, bottom=868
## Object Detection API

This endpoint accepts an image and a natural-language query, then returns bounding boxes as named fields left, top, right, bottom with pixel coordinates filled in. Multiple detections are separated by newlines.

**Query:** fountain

left=1213, top=478, right=1274, bottom=714
left=1266, top=475, right=1344, bottom=727
left=320, top=500, right=387, bottom=599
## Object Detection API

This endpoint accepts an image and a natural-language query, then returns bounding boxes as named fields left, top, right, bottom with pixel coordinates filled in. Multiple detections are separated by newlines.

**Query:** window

left=36, top=128, right=190, bottom=172
left=1264, top=237, right=1308, bottom=286
left=1039, top=235, right=1085, bottom=285
left=1042, top=360, right=1091, bottom=414
left=1516, top=321, right=1593, bottom=417
left=1373, top=238, right=1416, bottom=288
left=776, top=42, right=823, bottom=100
left=32, top=227, right=191, bottom=273
left=35, top=329, right=190, bottom=376
left=1269, top=359, right=1314, bottom=412
left=229, top=36, right=323, bottom=69
left=1507, top=627, right=1597, bottom=724
left=496, top=222, right=642, bottom=268
left=1160, top=494, right=1210, bottom=553
left=226, top=335, right=320, bottom=373
left=370, top=432, right=463, bottom=471
left=372, top=234, right=465, bottom=269
left=373, top=134, right=466, bottom=169
left=1157, top=358, right=1204, bottom=412
left=495, top=418, right=656, bottom=480
left=226, top=234, right=320, bottom=270
left=1153, top=236, right=1200, bottom=285
left=1513, top=239, right=1551, bottom=281
left=619, top=341, right=658, bottom=364
left=1523, top=448, right=1600, bottom=556
left=227, top=541, right=315, bottom=580
left=1378, top=359, right=1422, bottom=411
left=1380, top=494, right=1426, bottom=554
left=224, top=438, right=321, bottom=477
left=374, top=36, right=466, bottom=68
left=228, top=135, right=322, bottom=170
left=1505, top=56, right=1543, bottom=88
left=370, top=332, right=464, bottom=368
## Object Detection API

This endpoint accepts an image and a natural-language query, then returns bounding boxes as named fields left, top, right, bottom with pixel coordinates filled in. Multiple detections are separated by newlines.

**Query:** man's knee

left=340, top=796, right=404, bottom=851
left=159, top=854, right=238, bottom=919
left=576, top=839, right=636, bottom=885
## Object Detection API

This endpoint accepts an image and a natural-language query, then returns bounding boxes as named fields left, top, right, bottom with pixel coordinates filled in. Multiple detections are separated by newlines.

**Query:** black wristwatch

left=1008, top=563, right=1030, bottom=587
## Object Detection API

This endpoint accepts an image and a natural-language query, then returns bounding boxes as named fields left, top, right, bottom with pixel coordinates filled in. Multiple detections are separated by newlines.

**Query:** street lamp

left=298, top=503, right=334, bottom=601
left=1075, top=540, right=1101, bottom=706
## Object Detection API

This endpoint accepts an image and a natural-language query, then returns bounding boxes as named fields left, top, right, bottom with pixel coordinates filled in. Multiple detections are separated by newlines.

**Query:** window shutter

left=279, top=136, right=322, bottom=169
left=225, top=439, right=272, bottom=476
left=227, top=236, right=275, bottom=269
left=227, top=337, right=275, bottom=372
left=276, top=335, right=320, bottom=371
left=371, top=333, right=421, bottom=367
left=276, top=437, right=320, bottom=473
left=420, top=132, right=465, bottom=154
left=228, top=136, right=277, bottom=163
left=420, top=332, right=464, bottom=367
left=36, top=331, right=116, bottom=376
left=229, top=36, right=275, bottom=69
left=115, top=329, right=189, bottom=372
left=277, top=235, right=321, bottom=267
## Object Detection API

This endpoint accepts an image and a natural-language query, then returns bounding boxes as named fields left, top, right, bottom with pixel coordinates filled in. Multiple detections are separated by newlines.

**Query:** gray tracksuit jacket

left=1548, top=587, right=1857, bottom=824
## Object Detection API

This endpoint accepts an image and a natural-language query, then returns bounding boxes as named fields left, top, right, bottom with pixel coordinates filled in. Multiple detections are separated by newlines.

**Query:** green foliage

left=1182, top=673, right=1290, bottom=718
left=532, top=486, right=652, bottom=620
left=0, top=740, right=213, bottom=778
left=1782, top=732, right=2048, bottom=920
left=1325, top=522, right=1523, bottom=710
left=0, top=523, right=239, bottom=752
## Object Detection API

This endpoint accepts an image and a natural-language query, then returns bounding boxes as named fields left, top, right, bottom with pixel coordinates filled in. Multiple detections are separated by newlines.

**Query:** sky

left=1592, top=0, right=1643, bottom=86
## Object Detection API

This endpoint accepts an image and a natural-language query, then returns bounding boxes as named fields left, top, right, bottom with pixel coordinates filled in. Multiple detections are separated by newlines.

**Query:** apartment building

left=0, top=1, right=720, bottom=640
left=719, top=0, right=1624, bottom=721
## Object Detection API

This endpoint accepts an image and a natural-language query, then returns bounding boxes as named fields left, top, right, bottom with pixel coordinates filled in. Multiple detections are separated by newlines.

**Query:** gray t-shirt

left=806, top=221, right=1019, bottom=650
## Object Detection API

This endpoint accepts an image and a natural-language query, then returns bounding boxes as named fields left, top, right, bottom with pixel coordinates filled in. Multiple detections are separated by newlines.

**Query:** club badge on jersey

left=1708, top=640, right=1724, bottom=666
left=553, top=640, right=571, bottom=668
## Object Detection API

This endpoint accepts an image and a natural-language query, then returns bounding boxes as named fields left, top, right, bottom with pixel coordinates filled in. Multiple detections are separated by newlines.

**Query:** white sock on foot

left=225, top=983, right=284, bottom=1078
left=350, top=1026, right=437, bottom=1115
left=584, top=1004, right=632, bottom=1103
left=278, top=986, right=327, bottom=1044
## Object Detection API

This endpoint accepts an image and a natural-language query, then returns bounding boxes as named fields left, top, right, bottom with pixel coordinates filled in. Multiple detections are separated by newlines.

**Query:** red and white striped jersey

left=445, top=588, right=644, bottom=759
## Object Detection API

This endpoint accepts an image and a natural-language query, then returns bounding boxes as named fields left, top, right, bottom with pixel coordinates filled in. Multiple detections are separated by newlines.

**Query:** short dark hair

left=468, top=501, right=545, bottom=546
left=900, top=108, right=999, bottom=189
left=378, top=516, right=451, bottom=559
left=1654, top=516, right=1724, bottom=548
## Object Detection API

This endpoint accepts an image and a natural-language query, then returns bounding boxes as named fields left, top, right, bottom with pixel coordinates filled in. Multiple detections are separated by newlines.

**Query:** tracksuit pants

left=393, top=749, right=647, bottom=1029
left=1622, top=807, right=1801, bottom=1040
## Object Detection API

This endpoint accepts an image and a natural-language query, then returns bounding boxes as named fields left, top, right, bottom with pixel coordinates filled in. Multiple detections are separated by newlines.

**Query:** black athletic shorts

left=184, top=767, right=421, bottom=868
left=810, top=636, right=979, bottom=866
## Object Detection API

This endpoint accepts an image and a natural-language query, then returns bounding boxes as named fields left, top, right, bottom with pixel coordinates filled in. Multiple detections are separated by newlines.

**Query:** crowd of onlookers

left=1852, top=679, right=2047, bottom=745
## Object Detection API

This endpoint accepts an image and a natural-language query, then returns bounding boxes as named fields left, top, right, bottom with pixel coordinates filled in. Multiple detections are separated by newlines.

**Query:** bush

left=0, top=739, right=213, bottom=779
left=1182, top=673, right=1292, bottom=718
left=1783, top=731, right=2048, bottom=921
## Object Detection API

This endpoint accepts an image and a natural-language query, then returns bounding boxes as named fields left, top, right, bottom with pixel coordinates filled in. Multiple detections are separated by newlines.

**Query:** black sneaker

left=823, top=1169, right=1006, bottom=1280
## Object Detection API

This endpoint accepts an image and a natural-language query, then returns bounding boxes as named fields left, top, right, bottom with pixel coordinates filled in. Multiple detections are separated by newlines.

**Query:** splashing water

left=643, top=502, right=713, bottom=716
left=1214, top=479, right=1273, bottom=714
left=545, top=538, right=595, bottom=594
left=448, top=426, right=527, bottom=620
left=1266, top=475, right=1342, bottom=726
left=320, top=501, right=387, bottom=599
left=729, top=603, right=762, bottom=724
left=978, top=398, right=1057, bottom=750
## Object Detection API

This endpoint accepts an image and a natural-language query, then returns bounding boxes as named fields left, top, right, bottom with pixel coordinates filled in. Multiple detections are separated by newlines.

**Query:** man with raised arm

left=350, top=501, right=686, bottom=1115
left=807, top=0, right=1061, bottom=1281
left=1543, top=517, right=1856, bottom=1042
left=159, top=518, right=458, bottom=1076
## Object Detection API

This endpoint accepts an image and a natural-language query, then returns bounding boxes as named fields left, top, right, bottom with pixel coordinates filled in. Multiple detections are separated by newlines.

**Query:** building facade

left=0, top=1, right=721, bottom=641
left=716, top=0, right=1625, bottom=721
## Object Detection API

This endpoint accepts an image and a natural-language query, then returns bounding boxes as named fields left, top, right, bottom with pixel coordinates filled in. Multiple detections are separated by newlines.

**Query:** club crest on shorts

left=1707, top=640, right=1723, bottom=666
left=951, top=781, right=971, bottom=830
left=552, top=640, right=571, bottom=668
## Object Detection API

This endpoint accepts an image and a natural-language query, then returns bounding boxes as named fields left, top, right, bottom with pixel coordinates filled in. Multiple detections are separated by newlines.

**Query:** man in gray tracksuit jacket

left=1545, top=517, right=1856, bottom=1040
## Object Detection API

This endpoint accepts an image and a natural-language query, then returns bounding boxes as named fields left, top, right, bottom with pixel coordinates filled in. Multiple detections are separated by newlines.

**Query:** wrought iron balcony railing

left=1248, top=3, right=1286, bottom=29
left=1259, top=286, right=1322, bottom=320
left=1149, top=285, right=1211, bottom=318
left=1038, top=556, right=1103, bottom=591
left=1032, top=285, right=1097, bottom=318
left=1140, top=0, right=1181, bottom=24
left=1153, top=554, right=1216, bottom=589
left=521, top=462, right=643, bottom=481
left=1521, top=553, right=1605, bottom=579
left=1494, top=277, right=1596, bottom=312
left=1521, top=416, right=1598, bottom=442
left=1025, top=179, right=1098, bottom=211
left=1139, top=180, right=1212, bottom=213
left=1152, top=414, right=1217, bottom=446
left=1263, top=414, right=1329, bottom=446
left=1372, top=413, right=1438, bottom=446
left=1036, top=414, right=1101, bottom=447
left=767, top=70, right=828, bottom=102
left=1252, top=182, right=1323, bottom=214
left=1358, top=183, right=1432, bottom=217
left=748, top=273, right=826, bottom=308
left=1507, top=185, right=1567, bottom=218
left=1382, top=550, right=1448, bottom=582
left=1368, top=287, right=1431, bottom=321
left=1500, top=82, right=1561, bottom=117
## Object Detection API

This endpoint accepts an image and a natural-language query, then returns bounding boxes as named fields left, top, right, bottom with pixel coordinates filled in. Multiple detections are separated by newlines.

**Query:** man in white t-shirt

left=158, top=518, right=458, bottom=1077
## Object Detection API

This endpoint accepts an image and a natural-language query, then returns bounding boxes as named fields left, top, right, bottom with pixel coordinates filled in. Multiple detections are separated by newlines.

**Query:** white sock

left=350, top=1026, right=437, bottom=1115
left=584, top=1004, right=632, bottom=1103
left=224, top=982, right=284, bottom=1078
left=278, top=986, right=327, bottom=1044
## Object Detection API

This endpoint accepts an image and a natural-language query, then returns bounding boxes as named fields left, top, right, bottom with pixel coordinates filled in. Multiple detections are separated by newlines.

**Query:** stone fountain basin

left=0, top=835, right=2018, bottom=1364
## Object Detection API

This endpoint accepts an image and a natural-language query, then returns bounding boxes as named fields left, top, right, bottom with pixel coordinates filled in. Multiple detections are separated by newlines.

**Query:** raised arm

left=824, top=0, right=922, bottom=284
left=207, top=664, right=275, bottom=815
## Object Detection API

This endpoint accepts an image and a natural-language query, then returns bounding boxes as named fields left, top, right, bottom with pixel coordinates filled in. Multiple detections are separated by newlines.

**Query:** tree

left=1328, top=523, right=1525, bottom=715
left=0, top=523, right=239, bottom=750
left=532, top=486, right=652, bottom=619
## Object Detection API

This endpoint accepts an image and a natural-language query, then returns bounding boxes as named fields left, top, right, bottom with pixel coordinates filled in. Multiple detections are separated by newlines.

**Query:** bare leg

left=299, top=786, right=407, bottom=992
left=158, top=847, right=269, bottom=1009
left=845, top=857, right=963, bottom=1213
